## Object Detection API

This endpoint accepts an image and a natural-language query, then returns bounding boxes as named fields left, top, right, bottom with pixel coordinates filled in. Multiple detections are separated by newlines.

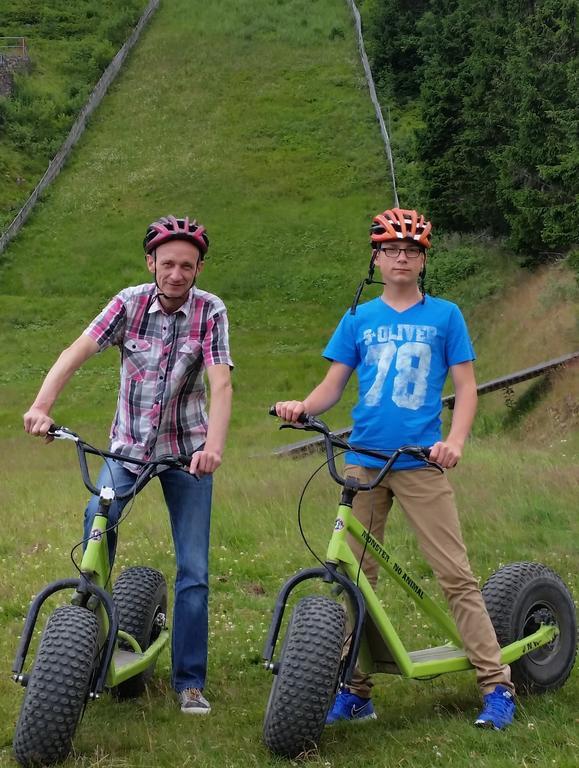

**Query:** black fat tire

left=112, top=566, right=167, bottom=698
left=482, top=561, right=577, bottom=694
left=263, top=595, right=346, bottom=759
left=13, top=605, right=99, bottom=767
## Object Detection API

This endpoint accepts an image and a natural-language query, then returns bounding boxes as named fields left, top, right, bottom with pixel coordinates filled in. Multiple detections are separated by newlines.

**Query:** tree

left=362, top=0, right=578, bottom=258
left=496, top=0, right=578, bottom=257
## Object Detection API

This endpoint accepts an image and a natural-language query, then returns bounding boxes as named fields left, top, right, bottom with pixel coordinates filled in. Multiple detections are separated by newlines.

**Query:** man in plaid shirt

left=23, top=216, right=233, bottom=715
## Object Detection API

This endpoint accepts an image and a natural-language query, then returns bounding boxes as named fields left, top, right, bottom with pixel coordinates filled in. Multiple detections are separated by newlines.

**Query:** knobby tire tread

left=13, top=605, right=99, bottom=767
left=482, top=561, right=577, bottom=693
left=112, top=566, right=167, bottom=698
left=263, top=595, right=346, bottom=758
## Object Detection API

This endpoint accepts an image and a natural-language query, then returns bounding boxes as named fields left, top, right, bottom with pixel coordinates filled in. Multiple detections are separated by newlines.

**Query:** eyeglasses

left=379, top=246, right=424, bottom=259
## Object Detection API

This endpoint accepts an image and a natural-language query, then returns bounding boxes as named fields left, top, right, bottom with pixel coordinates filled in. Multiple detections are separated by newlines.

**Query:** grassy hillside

left=468, top=262, right=578, bottom=449
left=0, top=0, right=390, bottom=447
left=0, top=1, right=576, bottom=767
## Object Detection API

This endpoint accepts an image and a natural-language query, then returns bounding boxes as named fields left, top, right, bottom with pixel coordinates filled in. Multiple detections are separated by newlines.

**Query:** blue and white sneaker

left=326, top=690, right=377, bottom=724
left=474, top=685, right=515, bottom=730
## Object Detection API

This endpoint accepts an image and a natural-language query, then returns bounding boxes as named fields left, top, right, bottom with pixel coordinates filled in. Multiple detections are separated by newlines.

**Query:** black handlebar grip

left=268, top=405, right=309, bottom=425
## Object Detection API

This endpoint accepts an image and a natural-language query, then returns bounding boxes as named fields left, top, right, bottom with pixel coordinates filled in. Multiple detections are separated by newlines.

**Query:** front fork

left=262, top=562, right=365, bottom=689
left=12, top=576, right=119, bottom=698
left=12, top=487, right=119, bottom=698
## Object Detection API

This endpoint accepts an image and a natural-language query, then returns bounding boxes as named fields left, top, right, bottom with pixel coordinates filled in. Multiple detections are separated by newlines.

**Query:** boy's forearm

left=447, top=387, right=478, bottom=446
left=302, top=363, right=353, bottom=415
left=303, top=381, right=342, bottom=415
left=274, top=362, right=352, bottom=423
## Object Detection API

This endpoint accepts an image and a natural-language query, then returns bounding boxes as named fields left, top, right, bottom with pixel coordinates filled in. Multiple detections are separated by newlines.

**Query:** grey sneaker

left=179, top=687, right=211, bottom=715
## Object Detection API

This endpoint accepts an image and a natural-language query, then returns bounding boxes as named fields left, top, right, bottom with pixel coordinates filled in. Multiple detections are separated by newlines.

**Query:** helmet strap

left=419, top=260, right=427, bottom=304
left=350, top=251, right=387, bottom=315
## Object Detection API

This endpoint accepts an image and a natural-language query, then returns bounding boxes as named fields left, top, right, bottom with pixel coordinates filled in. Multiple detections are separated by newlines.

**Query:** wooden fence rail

left=0, top=37, right=28, bottom=57
left=272, top=351, right=578, bottom=457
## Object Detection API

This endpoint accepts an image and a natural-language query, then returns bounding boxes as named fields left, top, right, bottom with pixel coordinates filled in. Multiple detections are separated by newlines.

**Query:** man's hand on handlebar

left=23, top=407, right=55, bottom=443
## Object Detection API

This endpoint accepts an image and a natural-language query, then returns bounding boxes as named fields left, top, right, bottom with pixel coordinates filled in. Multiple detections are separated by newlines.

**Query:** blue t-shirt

left=323, top=295, right=475, bottom=470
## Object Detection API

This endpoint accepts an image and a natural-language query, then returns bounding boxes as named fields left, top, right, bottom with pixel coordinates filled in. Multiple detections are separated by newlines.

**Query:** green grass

left=0, top=0, right=577, bottom=766
left=0, top=437, right=577, bottom=768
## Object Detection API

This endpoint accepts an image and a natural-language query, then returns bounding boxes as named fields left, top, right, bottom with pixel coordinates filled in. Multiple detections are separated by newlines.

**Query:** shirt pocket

left=172, top=339, right=203, bottom=382
left=122, top=336, right=152, bottom=382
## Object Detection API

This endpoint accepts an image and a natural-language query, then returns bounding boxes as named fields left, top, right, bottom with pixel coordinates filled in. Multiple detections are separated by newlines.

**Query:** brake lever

left=279, top=422, right=322, bottom=434
left=399, top=445, right=444, bottom=473
left=419, top=450, right=444, bottom=473
left=156, top=455, right=200, bottom=481
left=47, top=425, right=80, bottom=442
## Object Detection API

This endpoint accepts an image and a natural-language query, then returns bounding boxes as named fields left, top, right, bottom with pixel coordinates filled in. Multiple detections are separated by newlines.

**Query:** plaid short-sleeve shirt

left=84, top=283, right=233, bottom=464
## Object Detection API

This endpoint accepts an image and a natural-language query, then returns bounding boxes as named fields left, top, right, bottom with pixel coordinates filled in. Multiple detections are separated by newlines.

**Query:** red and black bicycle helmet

left=370, top=208, right=432, bottom=250
left=143, top=215, right=209, bottom=257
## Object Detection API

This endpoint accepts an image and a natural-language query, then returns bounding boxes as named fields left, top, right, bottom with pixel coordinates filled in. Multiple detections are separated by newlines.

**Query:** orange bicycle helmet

left=370, top=208, right=432, bottom=250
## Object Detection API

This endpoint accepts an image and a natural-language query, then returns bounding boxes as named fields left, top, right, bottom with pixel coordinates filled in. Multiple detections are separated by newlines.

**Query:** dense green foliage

left=361, top=0, right=578, bottom=261
left=0, top=0, right=146, bottom=228
left=361, top=0, right=427, bottom=100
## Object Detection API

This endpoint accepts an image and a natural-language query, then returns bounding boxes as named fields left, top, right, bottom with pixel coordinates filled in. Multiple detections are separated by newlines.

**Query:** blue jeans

left=83, top=459, right=212, bottom=692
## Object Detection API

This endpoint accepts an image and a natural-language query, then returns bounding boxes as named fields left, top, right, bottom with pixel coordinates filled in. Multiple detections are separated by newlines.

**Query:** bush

left=425, top=237, right=507, bottom=311
left=0, top=98, right=8, bottom=130
left=566, top=250, right=579, bottom=283
left=362, top=0, right=577, bottom=264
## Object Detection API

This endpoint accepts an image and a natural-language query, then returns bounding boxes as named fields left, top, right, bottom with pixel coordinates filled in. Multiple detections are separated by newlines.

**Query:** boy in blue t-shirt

left=275, top=208, right=515, bottom=730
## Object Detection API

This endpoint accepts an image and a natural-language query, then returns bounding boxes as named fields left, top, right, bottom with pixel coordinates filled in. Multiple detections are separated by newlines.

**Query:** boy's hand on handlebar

left=274, top=400, right=306, bottom=424
left=189, top=449, right=222, bottom=477
left=429, top=439, right=463, bottom=469
left=23, top=408, right=55, bottom=443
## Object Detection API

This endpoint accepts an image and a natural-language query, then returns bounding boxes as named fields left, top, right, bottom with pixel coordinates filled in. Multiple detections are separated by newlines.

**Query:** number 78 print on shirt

left=322, top=297, right=475, bottom=468
left=364, top=333, right=434, bottom=411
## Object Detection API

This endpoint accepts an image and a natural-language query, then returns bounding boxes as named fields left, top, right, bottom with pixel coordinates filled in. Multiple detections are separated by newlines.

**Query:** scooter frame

left=263, top=417, right=559, bottom=687
left=11, top=427, right=189, bottom=698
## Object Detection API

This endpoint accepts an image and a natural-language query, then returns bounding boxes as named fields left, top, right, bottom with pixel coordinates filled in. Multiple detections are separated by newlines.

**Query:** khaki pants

left=344, top=465, right=513, bottom=697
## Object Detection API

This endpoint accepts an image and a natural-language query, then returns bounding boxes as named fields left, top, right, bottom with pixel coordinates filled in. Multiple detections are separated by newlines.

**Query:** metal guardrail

left=345, top=0, right=399, bottom=207
left=273, top=351, right=578, bottom=457
left=0, top=37, right=28, bottom=57
left=0, top=1, right=159, bottom=256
